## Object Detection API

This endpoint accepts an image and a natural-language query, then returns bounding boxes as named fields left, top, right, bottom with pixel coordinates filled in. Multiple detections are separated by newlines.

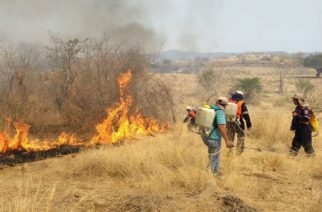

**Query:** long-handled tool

left=243, top=146, right=262, bottom=152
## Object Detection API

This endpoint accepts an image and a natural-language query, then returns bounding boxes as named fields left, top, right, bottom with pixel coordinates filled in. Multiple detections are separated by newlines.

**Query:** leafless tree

left=47, top=32, right=83, bottom=109
left=0, top=34, right=175, bottom=137
left=0, top=44, right=38, bottom=118
left=198, top=64, right=224, bottom=102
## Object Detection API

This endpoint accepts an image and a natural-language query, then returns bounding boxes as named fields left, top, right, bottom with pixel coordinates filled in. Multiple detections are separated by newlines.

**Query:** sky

left=0, top=0, right=321, bottom=53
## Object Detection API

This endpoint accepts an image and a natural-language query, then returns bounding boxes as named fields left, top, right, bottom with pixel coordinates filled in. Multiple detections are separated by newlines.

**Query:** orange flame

left=91, top=69, right=167, bottom=144
left=0, top=122, right=80, bottom=153
left=0, top=69, right=167, bottom=153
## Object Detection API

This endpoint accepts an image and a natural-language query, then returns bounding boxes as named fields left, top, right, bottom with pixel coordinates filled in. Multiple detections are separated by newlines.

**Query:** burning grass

left=0, top=70, right=168, bottom=166
left=0, top=121, right=321, bottom=211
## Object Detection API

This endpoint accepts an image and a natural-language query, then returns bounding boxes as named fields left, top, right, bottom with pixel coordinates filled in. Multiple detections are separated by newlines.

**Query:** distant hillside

left=158, top=49, right=236, bottom=61
left=155, top=50, right=314, bottom=61
left=149, top=50, right=319, bottom=73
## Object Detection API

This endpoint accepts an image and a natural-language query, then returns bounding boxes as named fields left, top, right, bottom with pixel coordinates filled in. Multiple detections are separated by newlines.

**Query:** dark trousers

left=227, top=121, right=245, bottom=154
left=290, top=125, right=315, bottom=156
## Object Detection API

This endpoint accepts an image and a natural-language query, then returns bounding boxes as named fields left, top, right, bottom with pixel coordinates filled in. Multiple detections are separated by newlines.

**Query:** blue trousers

left=202, top=136, right=221, bottom=173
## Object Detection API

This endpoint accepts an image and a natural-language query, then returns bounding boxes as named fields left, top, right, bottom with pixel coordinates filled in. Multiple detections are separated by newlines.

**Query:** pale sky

left=0, top=0, right=321, bottom=53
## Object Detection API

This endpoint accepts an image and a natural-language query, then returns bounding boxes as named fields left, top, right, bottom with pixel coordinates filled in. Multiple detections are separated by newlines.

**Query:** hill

left=158, top=49, right=235, bottom=61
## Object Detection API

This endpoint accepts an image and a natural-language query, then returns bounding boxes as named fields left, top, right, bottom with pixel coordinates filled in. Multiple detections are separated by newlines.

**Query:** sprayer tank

left=195, top=107, right=216, bottom=128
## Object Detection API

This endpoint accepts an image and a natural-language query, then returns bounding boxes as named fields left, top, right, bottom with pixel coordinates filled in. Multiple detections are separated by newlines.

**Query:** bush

left=303, top=53, right=322, bottom=77
left=0, top=35, right=175, bottom=137
left=232, top=77, right=262, bottom=100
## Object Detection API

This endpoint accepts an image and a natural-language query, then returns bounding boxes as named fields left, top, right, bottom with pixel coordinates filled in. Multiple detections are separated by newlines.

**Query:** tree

left=232, top=77, right=262, bottom=100
left=47, top=33, right=83, bottom=108
left=198, top=65, right=224, bottom=102
left=0, top=44, right=38, bottom=119
left=275, top=57, right=298, bottom=94
left=303, top=54, right=322, bottom=77
left=275, top=58, right=289, bottom=94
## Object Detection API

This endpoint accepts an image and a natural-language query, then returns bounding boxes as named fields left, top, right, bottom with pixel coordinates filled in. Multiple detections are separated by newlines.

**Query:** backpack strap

left=208, top=107, right=223, bottom=137
left=212, top=108, right=222, bottom=128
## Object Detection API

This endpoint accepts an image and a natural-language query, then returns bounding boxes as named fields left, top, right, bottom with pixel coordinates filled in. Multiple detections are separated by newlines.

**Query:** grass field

left=0, top=65, right=321, bottom=211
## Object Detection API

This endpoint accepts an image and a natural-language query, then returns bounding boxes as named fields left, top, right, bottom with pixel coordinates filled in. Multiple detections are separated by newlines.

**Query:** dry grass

left=0, top=119, right=320, bottom=211
left=0, top=65, right=321, bottom=211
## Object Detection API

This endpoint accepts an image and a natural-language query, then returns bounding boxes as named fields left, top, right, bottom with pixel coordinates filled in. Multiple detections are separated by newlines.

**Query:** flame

left=0, top=122, right=80, bottom=153
left=0, top=69, right=167, bottom=153
left=91, top=69, right=167, bottom=144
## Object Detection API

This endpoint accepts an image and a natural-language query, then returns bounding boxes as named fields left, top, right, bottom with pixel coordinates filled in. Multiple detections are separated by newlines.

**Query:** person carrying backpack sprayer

left=289, top=93, right=315, bottom=157
left=226, top=90, right=252, bottom=154
left=183, top=106, right=197, bottom=132
left=199, top=97, right=234, bottom=175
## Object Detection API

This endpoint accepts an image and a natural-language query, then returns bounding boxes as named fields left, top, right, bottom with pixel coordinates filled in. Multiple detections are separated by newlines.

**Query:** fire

left=0, top=69, right=167, bottom=153
left=0, top=122, right=80, bottom=153
left=91, top=69, right=167, bottom=144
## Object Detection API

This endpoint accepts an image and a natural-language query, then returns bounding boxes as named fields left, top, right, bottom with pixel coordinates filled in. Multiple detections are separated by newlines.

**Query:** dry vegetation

left=0, top=46, right=321, bottom=211
left=0, top=35, right=174, bottom=138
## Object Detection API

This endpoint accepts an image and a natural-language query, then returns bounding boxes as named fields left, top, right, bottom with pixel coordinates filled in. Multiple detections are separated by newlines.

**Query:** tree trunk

left=316, top=68, right=322, bottom=77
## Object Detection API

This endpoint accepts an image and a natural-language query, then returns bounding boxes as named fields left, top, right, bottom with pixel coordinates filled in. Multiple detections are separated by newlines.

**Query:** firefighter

left=183, top=106, right=197, bottom=131
left=226, top=90, right=252, bottom=154
left=290, top=94, right=315, bottom=157
left=183, top=106, right=196, bottom=124
left=201, top=97, right=234, bottom=175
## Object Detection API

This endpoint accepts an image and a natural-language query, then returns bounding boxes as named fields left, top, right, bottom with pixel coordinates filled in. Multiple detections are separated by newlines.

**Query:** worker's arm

left=183, top=116, right=189, bottom=123
left=241, top=103, right=252, bottom=129
left=217, top=124, right=234, bottom=148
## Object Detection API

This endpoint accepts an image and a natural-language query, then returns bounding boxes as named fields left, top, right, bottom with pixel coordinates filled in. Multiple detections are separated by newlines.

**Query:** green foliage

left=295, top=79, right=315, bottom=96
left=303, top=54, right=322, bottom=69
left=233, top=77, right=262, bottom=99
left=303, top=54, right=322, bottom=77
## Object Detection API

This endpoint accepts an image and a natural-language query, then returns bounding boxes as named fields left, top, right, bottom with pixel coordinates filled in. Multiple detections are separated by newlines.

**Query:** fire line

left=0, top=69, right=167, bottom=154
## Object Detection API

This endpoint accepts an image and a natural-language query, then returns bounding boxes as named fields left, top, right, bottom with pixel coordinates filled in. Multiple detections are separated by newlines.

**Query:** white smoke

left=0, top=0, right=221, bottom=52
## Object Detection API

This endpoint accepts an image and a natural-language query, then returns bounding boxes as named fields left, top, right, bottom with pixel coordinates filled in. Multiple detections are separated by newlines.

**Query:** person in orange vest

left=226, top=90, right=252, bottom=154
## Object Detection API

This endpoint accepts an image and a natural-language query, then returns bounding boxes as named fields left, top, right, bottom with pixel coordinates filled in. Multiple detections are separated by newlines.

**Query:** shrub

left=232, top=77, right=262, bottom=100
left=0, top=34, right=175, bottom=137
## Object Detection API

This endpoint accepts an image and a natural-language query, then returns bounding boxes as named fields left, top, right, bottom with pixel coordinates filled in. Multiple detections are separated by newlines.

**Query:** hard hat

left=235, top=90, right=244, bottom=96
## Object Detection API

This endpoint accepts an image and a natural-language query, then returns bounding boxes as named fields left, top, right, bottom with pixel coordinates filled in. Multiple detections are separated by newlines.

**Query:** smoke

left=0, top=0, right=221, bottom=52
left=176, top=1, right=222, bottom=51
